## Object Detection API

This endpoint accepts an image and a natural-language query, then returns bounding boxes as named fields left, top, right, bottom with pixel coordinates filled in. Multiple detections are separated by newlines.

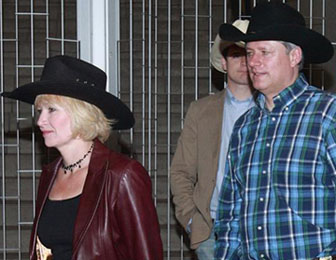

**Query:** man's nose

left=247, top=53, right=260, bottom=67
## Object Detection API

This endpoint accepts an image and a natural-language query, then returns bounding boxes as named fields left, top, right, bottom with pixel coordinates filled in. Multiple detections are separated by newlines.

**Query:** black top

left=37, top=195, right=81, bottom=260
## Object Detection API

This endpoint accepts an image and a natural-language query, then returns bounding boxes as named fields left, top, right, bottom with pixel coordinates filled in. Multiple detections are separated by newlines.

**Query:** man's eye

left=232, top=54, right=242, bottom=58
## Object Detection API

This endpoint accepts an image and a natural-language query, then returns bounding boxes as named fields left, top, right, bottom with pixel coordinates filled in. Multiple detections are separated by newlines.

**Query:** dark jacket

left=29, top=139, right=163, bottom=260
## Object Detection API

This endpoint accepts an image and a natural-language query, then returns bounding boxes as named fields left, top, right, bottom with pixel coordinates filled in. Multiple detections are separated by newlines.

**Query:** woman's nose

left=36, top=111, right=45, bottom=127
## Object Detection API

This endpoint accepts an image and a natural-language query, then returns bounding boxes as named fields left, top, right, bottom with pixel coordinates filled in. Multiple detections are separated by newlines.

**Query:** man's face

left=222, top=45, right=249, bottom=86
left=246, top=40, right=298, bottom=97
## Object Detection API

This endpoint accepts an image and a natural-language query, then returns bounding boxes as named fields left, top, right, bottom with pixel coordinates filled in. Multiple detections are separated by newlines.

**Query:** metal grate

left=0, top=0, right=77, bottom=259
left=117, top=0, right=336, bottom=259
left=1, top=0, right=335, bottom=259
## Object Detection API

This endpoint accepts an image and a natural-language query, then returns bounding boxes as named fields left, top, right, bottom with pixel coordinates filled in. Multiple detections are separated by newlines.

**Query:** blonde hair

left=35, top=94, right=115, bottom=142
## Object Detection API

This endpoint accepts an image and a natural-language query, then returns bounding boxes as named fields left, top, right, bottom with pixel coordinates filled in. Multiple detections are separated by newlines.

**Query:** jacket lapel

left=30, top=157, right=61, bottom=259
left=72, top=139, right=110, bottom=254
left=36, top=159, right=61, bottom=214
left=210, top=90, right=226, bottom=174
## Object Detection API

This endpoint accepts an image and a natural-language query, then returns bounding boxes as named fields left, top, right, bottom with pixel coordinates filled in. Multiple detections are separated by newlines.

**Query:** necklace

left=61, top=143, right=94, bottom=174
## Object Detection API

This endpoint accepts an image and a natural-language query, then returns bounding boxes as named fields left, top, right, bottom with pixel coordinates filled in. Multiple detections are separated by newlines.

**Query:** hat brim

left=210, top=34, right=245, bottom=73
left=1, top=81, right=135, bottom=130
left=219, top=24, right=334, bottom=64
left=219, top=23, right=246, bottom=42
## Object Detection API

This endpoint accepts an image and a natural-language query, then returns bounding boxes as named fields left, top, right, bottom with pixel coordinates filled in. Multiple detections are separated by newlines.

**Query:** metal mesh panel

left=118, top=0, right=336, bottom=259
left=0, top=1, right=77, bottom=259
left=0, top=0, right=336, bottom=260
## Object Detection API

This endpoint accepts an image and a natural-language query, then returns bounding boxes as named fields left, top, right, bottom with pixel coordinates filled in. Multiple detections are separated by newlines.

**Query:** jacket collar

left=36, top=139, right=111, bottom=255
left=72, top=139, right=110, bottom=253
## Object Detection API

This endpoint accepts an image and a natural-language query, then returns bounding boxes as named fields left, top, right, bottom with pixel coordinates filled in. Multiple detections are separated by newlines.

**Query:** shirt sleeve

left=214, top=149, right=242, bottom=260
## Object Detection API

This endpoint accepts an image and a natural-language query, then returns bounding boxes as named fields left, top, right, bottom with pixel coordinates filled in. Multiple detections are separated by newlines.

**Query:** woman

left=1, top=55, right=163, bottom=260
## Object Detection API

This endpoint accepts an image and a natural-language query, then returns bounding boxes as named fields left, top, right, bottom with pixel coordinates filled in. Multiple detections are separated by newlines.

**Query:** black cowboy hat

left=219, top=2, right=334, bottom=64
left=1, top=55, right=135, bottom=130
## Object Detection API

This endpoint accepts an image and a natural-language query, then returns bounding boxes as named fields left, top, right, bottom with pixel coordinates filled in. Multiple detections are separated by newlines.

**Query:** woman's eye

left=36, top=108, right=42, bottom=114
left=48, top=107, right=56, bottom=113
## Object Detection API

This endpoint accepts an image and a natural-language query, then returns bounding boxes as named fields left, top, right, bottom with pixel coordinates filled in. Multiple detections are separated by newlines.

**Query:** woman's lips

left=41, top=130, right=53, bottom=136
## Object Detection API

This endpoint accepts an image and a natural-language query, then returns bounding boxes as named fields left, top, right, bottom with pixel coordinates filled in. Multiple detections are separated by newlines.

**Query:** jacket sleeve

left=170, top=101, right=198, bottom=230
left=115, top=161, right=163, bottom=260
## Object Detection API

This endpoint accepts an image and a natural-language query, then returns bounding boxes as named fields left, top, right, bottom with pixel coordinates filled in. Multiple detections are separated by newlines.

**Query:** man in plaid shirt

left=214, top=2, right=335, bottom=260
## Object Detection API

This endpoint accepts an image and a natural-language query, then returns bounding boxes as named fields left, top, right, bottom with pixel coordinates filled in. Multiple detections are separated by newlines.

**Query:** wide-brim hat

left=210, top=19, right=249, bottom=73
left=1, top=55, right=134, bottom=130
left=219, top=2, right=334, bottom=64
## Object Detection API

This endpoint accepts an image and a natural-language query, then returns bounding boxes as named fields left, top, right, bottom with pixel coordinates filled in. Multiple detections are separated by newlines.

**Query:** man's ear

left=221, top=57, right=228, bottom=72
left=289, top=47, right=303, bottom=68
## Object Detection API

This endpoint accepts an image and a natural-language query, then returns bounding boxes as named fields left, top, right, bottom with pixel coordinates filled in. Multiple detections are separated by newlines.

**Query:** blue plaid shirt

left=215, top=74, right=336, bottom=260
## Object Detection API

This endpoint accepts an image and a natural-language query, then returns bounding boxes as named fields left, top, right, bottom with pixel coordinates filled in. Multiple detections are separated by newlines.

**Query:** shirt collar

left=225, top=87, right=255, bottom=105
left=256, top=73, right=309, bottom=111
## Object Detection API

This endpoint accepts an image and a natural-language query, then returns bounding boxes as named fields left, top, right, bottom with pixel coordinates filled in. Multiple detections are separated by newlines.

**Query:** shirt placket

left=254, top=111, right=277, bottom=260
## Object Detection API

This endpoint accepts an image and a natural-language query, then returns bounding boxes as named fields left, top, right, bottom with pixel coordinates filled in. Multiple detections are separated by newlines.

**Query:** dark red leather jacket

left=29, top=139, right=163, bottom=260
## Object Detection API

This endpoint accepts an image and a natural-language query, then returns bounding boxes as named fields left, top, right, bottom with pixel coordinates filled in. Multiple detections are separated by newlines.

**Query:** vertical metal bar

left=181, top=0, right=185, bottom=127
left=223, top=0, right=227, bottom=89
left=141, top=0, right=146, bottom=166
left=194, top=0, right=198, bottom=100
left=239, top=0, right=242, bottom=17
left=154, top=0, right=158, bottom=209
left=148, top=0, right=156, bottom=205
left=44, top=13, right=49, bottom=256
left=297, top=0, right=301, bottom=11
left=46, top=0, right=49, bottom=56
left=129, top=0, right=134, bottom=147
left=309, top=0, right=313, bottom=29
left=117, top=41, right=121, bottom=98
left=30, top=1, right=34, bottom=80
left=321, top=0, right=326, bottom=90
left=167, top=0, right=172, bottom=258
left=0, top=0, right=6, bottom=258
left=322, top=0, right=326, bottom=36
left=224, top=0, right=227, bottom=23
left=309, top=0, right=313, bottom=83
left=15, top=3, right=21, bottom=257
left=148, top=0, right=152, bottom=176
left=61, top=0, right=65, bottom=54
left=209, top=0, right=212, bottom=94
left=179, top=0, right=185, bottom=256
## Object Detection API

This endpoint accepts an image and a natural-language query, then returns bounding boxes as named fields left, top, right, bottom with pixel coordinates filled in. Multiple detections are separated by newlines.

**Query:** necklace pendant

left=61, top=143, right=94, bottom=175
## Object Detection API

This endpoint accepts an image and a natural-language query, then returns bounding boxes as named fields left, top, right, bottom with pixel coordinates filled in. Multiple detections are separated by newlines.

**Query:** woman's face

left=36, top=101, right=74, bottom=149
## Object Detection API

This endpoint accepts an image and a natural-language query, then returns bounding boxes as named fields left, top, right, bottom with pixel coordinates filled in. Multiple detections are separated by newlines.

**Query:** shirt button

left=285, top=107, right=289, bottom=111
left=260, top=253, right=265, bottom=258
left=272, top=117, right=276, bottom=121
left=257, top=226, right=262, bottom=230
left=260, top=197, right=264, bottom=202
left=266, top=143, right=270, bottom=147
left=262, top=170, right=266, bottom=174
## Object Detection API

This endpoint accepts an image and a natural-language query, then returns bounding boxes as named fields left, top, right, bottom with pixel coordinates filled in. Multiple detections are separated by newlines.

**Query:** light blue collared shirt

left=210, top=88, right=255, bottom=219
